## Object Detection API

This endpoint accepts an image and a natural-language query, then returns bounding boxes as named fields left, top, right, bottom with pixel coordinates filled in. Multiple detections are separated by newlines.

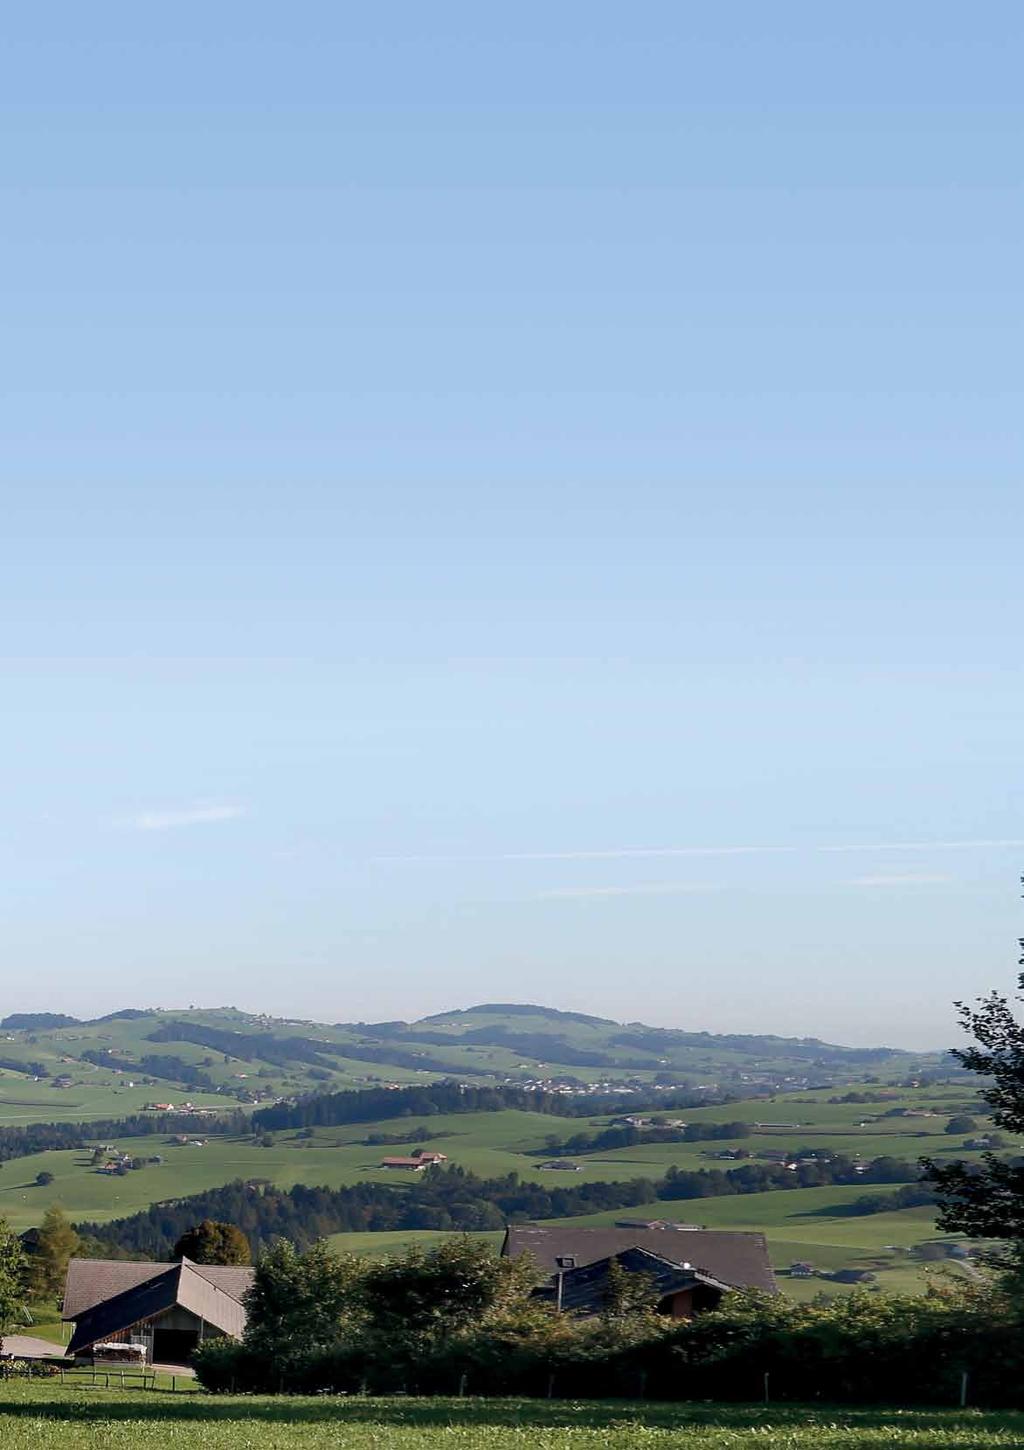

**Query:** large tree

left=0, top=1218, right=26, bottom=1350
left=923, top=905, right=1024, bottom=1240
left=27, top=1206, right=80, bottom=1302
left=241, top=1239, right=365, bottom=1366
left=172, top=1219, right=252, bottom=1266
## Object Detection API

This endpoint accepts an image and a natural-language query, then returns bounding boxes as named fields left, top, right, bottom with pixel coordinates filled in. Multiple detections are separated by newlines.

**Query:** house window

left=555, top=1256, right=576, bottom=1269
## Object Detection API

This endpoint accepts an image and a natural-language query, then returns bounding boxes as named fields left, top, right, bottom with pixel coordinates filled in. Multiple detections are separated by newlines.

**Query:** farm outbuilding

left=62, top=1257, right=254, bottom=1365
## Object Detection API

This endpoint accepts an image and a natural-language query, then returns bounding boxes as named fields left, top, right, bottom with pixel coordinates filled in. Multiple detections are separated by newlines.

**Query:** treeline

left=0, top=1058, right=49, bottom=1078
left=0, top=1081, right=721, bottom=1171
left=353, top=1025, right=675, bottom=1072
left=79, top=1049, right=218, bottom=1091
left=0, top=1110, right=248, bottom=1166
left=252, top=1081, right=725, bottom=1133
left=537, top=1121, right=751, bottom=1157
left=148, top=1022, right=481, bottom=1078
left=606, top=1028, right=899, bottom=1066
left=76, top=1152, right=923, bottom=1258
left=148, top=1022, right=348, bottom=1070
left=846, top=1183, right=939, bottom=1215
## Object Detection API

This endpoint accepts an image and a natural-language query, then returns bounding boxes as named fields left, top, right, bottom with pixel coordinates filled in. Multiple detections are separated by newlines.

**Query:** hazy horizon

left=4, top=7, right=1021, bottom=1052
left=0, top=987, right=972, bottom=1056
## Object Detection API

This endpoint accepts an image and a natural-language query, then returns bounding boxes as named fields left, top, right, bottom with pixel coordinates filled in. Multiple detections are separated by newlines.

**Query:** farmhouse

left=62, top=1257, right=254, bottom=1365
left=410, top=1149, right=448, bottom=1164
left=536, top=1246, right=735, bottom=1318
left=502, top=1224, right=777, bottom=1317
left=379, top=1155, right=429, bottom=1170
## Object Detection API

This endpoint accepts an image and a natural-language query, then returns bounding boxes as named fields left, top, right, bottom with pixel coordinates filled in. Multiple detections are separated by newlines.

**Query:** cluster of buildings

left=52, top=1224, right=777, bottom=1367
left=142, top=1102, right=218, bottom=1116
left=378, top=1149, right=448, bottom=1171
left=500, top=1077, right=719, bottom=1097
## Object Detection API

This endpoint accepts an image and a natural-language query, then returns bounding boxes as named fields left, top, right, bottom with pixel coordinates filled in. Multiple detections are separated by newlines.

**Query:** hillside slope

left=0, top=1001, right=952, bottom=1119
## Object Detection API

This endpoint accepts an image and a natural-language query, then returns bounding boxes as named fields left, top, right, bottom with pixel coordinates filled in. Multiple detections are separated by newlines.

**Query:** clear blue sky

left=2, top=5, right=1021, bottom=1046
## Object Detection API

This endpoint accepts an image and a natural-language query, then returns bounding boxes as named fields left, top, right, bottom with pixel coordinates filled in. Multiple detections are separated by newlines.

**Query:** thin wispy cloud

left=538, top=882, right=718, bottom=900
left=820, top=839, right=1024, bottom=854
left=507, top=845, right=794, bottom=862
left=847, top=872, right=952, bottom=888
left=373, top=838, right=1024, bottom=865
left=122, top=804, right=246, bottom=832
left=373, top=845, right=796, bottom=864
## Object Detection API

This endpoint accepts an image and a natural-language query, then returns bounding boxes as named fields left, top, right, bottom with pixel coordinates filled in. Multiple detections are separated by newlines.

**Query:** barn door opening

left=151, top=1328, right=199, bottom=1364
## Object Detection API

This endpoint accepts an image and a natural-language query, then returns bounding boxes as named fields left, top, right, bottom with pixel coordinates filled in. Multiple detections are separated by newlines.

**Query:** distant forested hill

left=0, top=1000, right=953, bottom=1115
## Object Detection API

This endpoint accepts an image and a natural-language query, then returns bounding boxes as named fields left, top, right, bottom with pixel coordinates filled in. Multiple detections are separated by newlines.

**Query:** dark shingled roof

left=63, top=1258, right=253, bottom=1321
left=502, top=1225, right=777, bottom=1294
left=63, top=1258, right=253, bottom=1357
left=535, top=1246, right=733, bottom=1315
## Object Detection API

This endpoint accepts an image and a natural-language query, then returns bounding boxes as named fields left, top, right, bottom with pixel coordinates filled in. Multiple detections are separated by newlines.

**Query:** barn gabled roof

left=64, top=1258, right=250, bottom=1357
left=63, top=1258, right=253, bottom=1320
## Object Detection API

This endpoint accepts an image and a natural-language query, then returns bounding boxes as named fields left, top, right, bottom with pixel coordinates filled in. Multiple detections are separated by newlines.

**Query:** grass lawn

left=0, top=1386, right=1019, bottom=1448
left=324, top=1228, right=504, bottom=1258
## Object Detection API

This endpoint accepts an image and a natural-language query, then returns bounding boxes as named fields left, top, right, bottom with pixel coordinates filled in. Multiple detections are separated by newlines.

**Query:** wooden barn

left=62, top=1257, right=254, bottom=1365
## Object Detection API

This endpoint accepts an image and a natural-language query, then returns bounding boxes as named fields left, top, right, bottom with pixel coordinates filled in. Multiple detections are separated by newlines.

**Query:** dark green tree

left=360, top=1236, right=536, bottom=1358
left=172, top=1219, right=252, bottom=1265
left=923, top=891, right=1024, bottom=1242
left=944, top=1115, right=978, bottom=1135
left=241, top=1240, right=365, bottom=1366
left=0, top=1218, right=26, bottom=1349
left=27, top=1206, right=80, bottom=1301
left=599, top=1254, right=660, bottom=1321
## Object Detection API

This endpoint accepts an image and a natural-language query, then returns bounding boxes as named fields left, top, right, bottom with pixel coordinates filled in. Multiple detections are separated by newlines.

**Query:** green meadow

left=0, top=1092, right=991, bottom=1238
left=0, top=1008, right=999, bottom=1304
left=0, top=1082, right=995, bottom=1300
left=0, top=1387, right=1019, bottom=1449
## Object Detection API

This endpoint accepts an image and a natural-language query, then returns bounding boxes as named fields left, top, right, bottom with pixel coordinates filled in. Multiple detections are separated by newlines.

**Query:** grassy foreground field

left=0, top=1387, right=1020, bottom=1449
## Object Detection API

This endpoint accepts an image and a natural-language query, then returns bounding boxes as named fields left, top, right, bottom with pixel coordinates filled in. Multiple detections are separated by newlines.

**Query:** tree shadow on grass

left=0, top=1396, right=1020, bottom=1431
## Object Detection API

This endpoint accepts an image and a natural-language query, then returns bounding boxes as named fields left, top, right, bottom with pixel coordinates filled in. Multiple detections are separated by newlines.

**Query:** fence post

left=547, top=1373, right=555, bottom=1400
left=960, top=1371, right=968, bottom=1408
left=458, top=1373, right=467, bottom=1398
left=763, top=1372, right=770, bottom=1405
left=172, top=1375, right=177, bottom=1394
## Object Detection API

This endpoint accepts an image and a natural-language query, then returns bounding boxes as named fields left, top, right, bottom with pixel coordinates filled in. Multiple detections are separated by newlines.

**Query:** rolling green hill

left=0, top=1002, right=991, bottom=1302
left=0, top=1001, right=957, bottom=1121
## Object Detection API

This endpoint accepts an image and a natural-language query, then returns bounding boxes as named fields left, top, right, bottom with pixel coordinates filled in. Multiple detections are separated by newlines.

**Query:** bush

left=192, top=1232, right=1024, bottom=1407
left=946, top=1115, right=978, bottom=1135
